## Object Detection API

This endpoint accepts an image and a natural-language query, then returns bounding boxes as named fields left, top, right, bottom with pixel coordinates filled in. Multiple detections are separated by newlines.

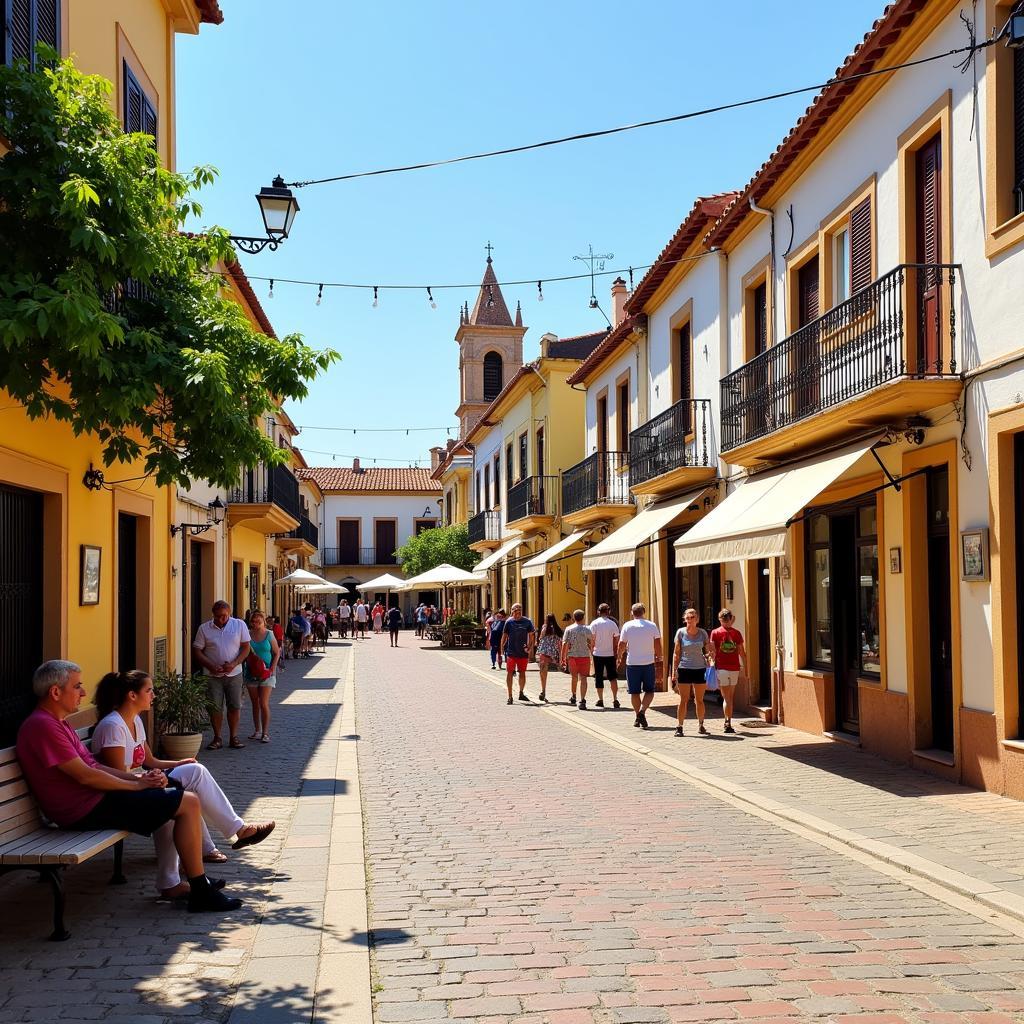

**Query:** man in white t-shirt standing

left=193, top=600, right=251, bottom=750
left=589, top=603, right=621, bottom=709
left=337, top=600, right=352, bottom=638
left=354, top=599, right=369, bottom=638
left=616, top=602, right=662, bottom=731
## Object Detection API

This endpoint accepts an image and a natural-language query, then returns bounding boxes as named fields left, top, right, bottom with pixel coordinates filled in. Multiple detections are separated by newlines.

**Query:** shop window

left=856, top=504, right=880, bottom=677
left=807, top=514, right=832, bottom=667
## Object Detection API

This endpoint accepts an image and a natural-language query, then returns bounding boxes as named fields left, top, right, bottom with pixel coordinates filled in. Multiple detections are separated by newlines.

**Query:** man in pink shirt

left=16, top=660, right=241, bottom=914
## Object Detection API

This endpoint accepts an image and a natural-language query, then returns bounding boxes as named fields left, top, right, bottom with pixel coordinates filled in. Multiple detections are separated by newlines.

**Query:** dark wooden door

left=248, top=565, right=260, bottom=613
left=927, top=466, right=954, bottom=752
left=0, top=484, right=43, bottom=746
left=755, top=558, right=771, bottom=705
left=189, top=540, right=205, bottom=674
left=831, top=513, right=860, bottom=734
left=374, top=520, right=396, bottom=565
left=117, top=513, right=138, bottom=671
left=795, top=259, right=821, bottom=419
left=677, top=322, right=693, bottom=433
left=337, top=521, right=359, bottom=564
left=915, top=135, right=942, bottom=372
left=1015, top=434, right=1024, bottom=739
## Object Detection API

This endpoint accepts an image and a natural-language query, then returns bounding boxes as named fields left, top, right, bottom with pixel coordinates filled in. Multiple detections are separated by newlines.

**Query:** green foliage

left=395, top=523, right=478, bottom=577
left=447, top=611, right=479, bottom=629
left=151, top=670, right=215, bottom=736
left=0, top=49, right=338, bottom=487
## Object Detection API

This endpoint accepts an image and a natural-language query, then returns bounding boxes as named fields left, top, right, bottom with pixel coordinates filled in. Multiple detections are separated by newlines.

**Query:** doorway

left=1014, top=434, right=1024, bottom=738
left=189, top=540, right=205, bottom=674
left=117, top=513, right=138, bottom=671
left=830, top=513, right=860, bottom=734
left=754, top=558, right=772, bottom=705
left=590, top=568, right=619, bottom=623
left=927, top=466, right=954, bottom=752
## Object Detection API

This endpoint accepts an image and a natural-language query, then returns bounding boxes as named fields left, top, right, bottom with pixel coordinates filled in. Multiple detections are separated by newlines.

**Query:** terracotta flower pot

left=160, top=733, right=203, bottom=760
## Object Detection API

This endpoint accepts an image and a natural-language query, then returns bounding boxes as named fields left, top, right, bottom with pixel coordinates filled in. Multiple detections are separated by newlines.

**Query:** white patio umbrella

left=275, top=568, right=330, bottom=586
left=295, top=582, right=345, bottom=594
left=399, top=563, right=484, bottom=590
left=358, top=572, right=407, bottom=592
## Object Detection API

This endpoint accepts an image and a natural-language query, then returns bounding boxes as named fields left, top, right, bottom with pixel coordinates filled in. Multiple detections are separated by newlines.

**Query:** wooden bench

left=0, top=710, right=128, bottom=941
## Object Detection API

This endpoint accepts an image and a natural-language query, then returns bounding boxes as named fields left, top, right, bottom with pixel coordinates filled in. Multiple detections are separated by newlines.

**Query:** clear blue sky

left=175, top=0, right=888, bottom=467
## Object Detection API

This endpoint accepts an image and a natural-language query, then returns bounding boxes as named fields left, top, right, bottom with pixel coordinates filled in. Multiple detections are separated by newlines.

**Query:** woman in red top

left=709, top=608, right=747, bottom=735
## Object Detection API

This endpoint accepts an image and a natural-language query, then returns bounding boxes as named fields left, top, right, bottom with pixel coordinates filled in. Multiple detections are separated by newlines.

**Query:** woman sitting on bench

left=91, top=670, right=276, bottom=899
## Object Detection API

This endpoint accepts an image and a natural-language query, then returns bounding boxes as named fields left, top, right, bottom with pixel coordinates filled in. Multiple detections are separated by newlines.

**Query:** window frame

left=818, top=175, right=876, bottom=312
left=482, top=351, right=503, bottom=402
left=518, top=431, right=528, bottom=481
left=615, top=372, right=631, bottom=454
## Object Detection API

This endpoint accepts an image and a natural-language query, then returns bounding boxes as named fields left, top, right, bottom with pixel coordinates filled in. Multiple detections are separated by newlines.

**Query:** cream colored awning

left=521, top=530, right=589, bottom=579
left=474, top=537, right=524, bottom=573
left=674, top=439, right=877, bottom=568
left=582, top=489, right=710, bottom=572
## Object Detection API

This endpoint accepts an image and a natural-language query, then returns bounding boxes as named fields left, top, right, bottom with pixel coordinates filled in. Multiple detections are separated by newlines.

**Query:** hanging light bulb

left=537, top=281, right=544, bottom=302
left=427, top=287, right=437, bottom=310
left=486, top=284, right=495, bottom=308
left=268, top=279, right=274, bottom=299
left=316, top=284, right=324, bottom=306
left=372, top=286, right=379, bottom=308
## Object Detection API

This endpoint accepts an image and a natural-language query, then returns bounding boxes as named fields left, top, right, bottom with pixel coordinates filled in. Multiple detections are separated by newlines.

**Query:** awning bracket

left=870, top=446, right=900, bottom=492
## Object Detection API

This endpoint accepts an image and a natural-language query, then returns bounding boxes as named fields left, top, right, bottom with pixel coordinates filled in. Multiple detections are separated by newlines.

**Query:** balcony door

left=794, top=259, right=820, bottom=420
left=375, top=520, right=397, bottom=565
left=915, top=134, right=943, bottom=372
left=117, top=513, right=138, bottom=671
left=337, top=520, right=359, bottom=564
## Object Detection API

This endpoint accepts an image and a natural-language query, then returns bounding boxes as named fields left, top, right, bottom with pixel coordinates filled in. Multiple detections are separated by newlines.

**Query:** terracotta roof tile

left=547, top=330, right=609, bottom=360
left=565, top=315, right=646, bottom=386
left=195, top=0, right=224, bottom=24
left=469, top=259, right=514, bottom=327
left=224, top=258, right=276, bottom=338
left=298, top=467, right=441, bottom=493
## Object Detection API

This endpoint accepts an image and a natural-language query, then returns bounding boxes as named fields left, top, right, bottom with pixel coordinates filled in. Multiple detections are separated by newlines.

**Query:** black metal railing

left=287, top=514, right=319, bottom=548
left=468, top=509, right=501, bottom=545
left=562, top=451, right=634, bottom=516
left=230, top=462, right=301, bottom=521
left=322, top=546, right=402, bottom=567
left=628, top=399, right=713, bottom=488
left=507, top=475, right=560, bottom=523
left=720, top=264, right=960, bottom=452
left=101, top=277, right=156, bottom=318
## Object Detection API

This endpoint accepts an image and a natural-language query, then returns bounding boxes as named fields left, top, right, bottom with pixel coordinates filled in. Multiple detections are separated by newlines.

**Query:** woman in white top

left=92, top=670, right=275, bottom=899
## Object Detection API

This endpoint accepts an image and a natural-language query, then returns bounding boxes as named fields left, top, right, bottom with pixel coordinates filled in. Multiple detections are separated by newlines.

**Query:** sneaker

left=698, top=723, right=709, bottom=736
left=613, top=699, right=621, bottom=709
left=595, top=699, right=604, bottom=708
left=675, top=726, right=684, bottom=737
left=724, top=720, right=735, bottom=734
left=569, top=695, right=577, bottom=706
left=507, top=697, right=514, bottom=705
left=578, top=699, right=587, bottom=711
left=518, top=692, right=529, bottom=702
left=491, top=664, right=496, bottom=670
left=633, top=714, right=641, bottom=728
left=640, top=713, right=649, bottom=730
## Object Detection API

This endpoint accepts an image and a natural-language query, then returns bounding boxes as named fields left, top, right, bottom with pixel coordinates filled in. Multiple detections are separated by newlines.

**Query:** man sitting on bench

left=16, top=660, right=242, bottom=914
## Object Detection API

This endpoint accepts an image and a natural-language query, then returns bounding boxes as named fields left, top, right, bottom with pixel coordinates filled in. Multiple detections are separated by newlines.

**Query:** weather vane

left=573, top=244, right=614, bottom=321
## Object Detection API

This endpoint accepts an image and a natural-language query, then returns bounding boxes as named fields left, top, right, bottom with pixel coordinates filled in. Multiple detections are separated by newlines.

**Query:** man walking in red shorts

left=560, top=609, right=595, bottom=710
left=499, top=603, right=535, bottom=705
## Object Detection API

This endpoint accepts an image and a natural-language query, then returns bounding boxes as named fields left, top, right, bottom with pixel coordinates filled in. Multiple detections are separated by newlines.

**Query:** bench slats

left=0, top=811, right=43, bottom=843
left=0, top=827, right=127, bottom=864
left=0, top=779, right=31, bottom=809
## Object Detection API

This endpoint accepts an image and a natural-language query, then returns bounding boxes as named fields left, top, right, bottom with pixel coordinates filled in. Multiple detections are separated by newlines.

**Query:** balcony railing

left=322, top=546, right=401, bottom=567
left=230, top=462, right=301, bottom=521
left=101, top=277, right=155, bottom=318
left=628, top=399, right=713, bottom=488
left=468, top=509, right=501, bottom=545
left=508, top=475, right=560, bottom=523
left=562, top=451, right=634, bottom=517
left=720, top=264, right=960, bottom=452
left=287, top=514, right=319, bottom=548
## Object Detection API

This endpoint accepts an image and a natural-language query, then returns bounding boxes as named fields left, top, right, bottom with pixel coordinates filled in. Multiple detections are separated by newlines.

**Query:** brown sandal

left=228, top=737, right=245, bottom=749
left=233, top=821, right=275, bottom=850
left=206, top=738, right=223, bottom=750
left=203, top=849, right=228, bottom=864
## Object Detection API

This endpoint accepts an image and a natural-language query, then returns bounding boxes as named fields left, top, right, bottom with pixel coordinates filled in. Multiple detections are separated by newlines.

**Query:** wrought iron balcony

left=468, top=510, right=501, bottom=545
left=230, top=462, right=301, bottom=521
left=720, top=264, right=960, bottom=454
left=286, top=514, right=318, bottom=548
left=507, top=475, right=560, bottom=524
left=322, top=546, right=401, bottom=567
left=628, top=399, right=713, bottom=489
left=562, top=452, right=634, bottom=517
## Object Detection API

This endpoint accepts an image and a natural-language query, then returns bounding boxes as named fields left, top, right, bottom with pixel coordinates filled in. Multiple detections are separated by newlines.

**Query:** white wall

left=321, top=493, right=441, bottom=556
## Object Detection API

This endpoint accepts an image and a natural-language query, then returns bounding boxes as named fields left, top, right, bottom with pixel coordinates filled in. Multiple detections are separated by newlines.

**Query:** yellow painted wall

left=227, top=525, right=266, bottom=613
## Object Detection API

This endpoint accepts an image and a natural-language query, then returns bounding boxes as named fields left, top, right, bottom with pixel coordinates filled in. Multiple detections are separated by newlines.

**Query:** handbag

left=704, top=665, right=720, bottom=692
left=245, top=650, right=271, bottom=682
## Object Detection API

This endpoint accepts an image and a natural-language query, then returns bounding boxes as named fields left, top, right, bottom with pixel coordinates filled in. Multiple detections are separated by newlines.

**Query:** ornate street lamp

left=230, top=176, right=300, bottom=255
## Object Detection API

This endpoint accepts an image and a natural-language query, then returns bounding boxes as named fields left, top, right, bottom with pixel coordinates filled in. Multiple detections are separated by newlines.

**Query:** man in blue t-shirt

left=499, top=603, right=535, bottom=705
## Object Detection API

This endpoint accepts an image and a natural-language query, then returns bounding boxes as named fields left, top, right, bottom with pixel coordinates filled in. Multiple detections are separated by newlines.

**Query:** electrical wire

left=284, top=39, right=998, bottom=189
left=299, top=446, right=429, bottom=465
left=297, top=423, right=456, bottom=433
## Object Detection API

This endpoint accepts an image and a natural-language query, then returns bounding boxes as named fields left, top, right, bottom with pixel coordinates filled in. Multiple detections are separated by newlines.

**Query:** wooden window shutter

left=678, top=322, right=691, bottom=403
left=798, top=258, right=820, bottom=327
left=142, top=95, right=158, bottom=144
left=849, top=196, right=872, bottom=294
left=753, top=282, right=768, bottom=355
left=916, top=137, right=941, bottom=265
left=34, top=0, right=58, bottom=53
left=5, top=0, right=32, bottom=65
left=1014, top=43, right=1024, bottom=214
left=124, top=62, right=144, bottom=134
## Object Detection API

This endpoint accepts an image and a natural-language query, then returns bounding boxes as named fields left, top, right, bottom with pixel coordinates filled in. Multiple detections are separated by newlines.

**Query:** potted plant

left=152, top=670, right=215, bottom=760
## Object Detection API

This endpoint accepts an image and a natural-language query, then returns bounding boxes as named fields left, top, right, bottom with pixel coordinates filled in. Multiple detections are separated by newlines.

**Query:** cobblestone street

left=360, top=640, right=1024, bottom=1024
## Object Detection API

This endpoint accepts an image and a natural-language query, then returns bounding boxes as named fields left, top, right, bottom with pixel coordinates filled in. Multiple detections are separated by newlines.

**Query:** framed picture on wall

left=960, top=528, right=989, bottom=581
left=889, top=547, right=902, bottom=574
left=80, top=545, right=101, bottom=605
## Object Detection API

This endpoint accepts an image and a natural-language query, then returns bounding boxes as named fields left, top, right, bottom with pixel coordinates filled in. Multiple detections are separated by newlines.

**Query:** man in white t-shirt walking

left=337, top=600, right=352, bottom=638
left=616, top=602, right=662, bottom=731
left=193, top=600, right=251, bottom=750
left=589, top=603, right=621, bottom=709
left=354, top=599, right=369, bottom=638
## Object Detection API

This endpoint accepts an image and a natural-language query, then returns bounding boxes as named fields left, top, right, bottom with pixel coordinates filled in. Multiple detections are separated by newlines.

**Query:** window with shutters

left=505, top=442, right=513, bottom=492
left=2, top=0, right=59, bottom=69
left=483, top=464, right=491, bottom=510
left=482, top=352, right=503, bottom=401
left=123, top=61, right=157, bottom=143
left=518, top=432, right=528, bottom=480
left=492, top=452, right=501, bottom=506
left=741, top=258, right=772, bottom=365
left=1013, top=38, right=1024, bottom=215
left=821, top=188, right=873, bottom=311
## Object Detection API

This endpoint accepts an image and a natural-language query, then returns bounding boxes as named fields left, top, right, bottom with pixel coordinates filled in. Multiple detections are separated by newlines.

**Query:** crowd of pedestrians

left=482, top=602, right=747, bottom=734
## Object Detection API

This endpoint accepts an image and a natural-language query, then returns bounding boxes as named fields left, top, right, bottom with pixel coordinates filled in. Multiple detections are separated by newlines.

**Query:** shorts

left=253, top=673, right=276, bottom=689
left=716, top=669, right=740, bottom=688
left=389, top=626, right=400, bottom=636
left=506, top=656, right=528, bottom=673
left=205, top=674, right=243, bottom=711
left=593, top=655, right=617, bottom=688
left=676, top=668, right=706, bottom=686
left=568, top=656, right=591, bottom=674
left=68, top=787, right=184, bottom=837
left=626, top=663, right=657, bottom=695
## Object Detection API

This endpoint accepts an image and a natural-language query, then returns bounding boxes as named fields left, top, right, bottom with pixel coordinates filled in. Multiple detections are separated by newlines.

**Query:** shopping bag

left=704, top=665, right=720, bottom=691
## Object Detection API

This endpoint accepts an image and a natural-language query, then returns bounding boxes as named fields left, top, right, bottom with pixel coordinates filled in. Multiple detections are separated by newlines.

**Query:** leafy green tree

left=0, top=50, right=337, bottom=487
left=396, top=524, right=479, bottom=577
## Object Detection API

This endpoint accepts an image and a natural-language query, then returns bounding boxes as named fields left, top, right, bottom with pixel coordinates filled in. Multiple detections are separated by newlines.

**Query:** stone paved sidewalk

left=445, top=650, right=1024, bottom=925
left=359, top=637, right=1024, bottom=1024
left=0, top=640, right=359, bottom=1024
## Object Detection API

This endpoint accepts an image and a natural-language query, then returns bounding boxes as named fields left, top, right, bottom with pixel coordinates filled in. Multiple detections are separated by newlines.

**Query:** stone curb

left=444, top=653, right=1024, bottom=935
